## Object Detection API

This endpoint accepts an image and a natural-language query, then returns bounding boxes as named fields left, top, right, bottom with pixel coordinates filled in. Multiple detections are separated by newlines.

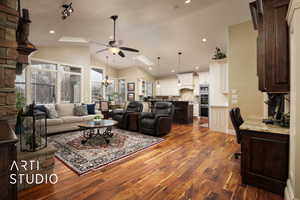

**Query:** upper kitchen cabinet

left=250, top=0, right=290, bottom=92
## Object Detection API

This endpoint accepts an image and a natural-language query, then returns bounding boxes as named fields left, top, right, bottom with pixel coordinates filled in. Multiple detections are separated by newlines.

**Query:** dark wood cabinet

left=250, top=0, right=290, bottom=92
left=240, top=129, right=289, bottom=196
left=173, top=102, right=193, bottom=124
left=0, top=121, right=18, bottom=200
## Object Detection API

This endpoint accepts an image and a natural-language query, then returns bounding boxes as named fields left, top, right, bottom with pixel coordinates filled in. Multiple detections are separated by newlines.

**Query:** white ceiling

left=23, top=0, right=251, bottom=77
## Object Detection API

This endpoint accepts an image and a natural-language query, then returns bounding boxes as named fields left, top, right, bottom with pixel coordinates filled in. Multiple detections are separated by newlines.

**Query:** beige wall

left=228, top=21, right=264, bottom=124
left=32, top=46, right=90, bottom=67
left=118, top=66, right=155, bottom=82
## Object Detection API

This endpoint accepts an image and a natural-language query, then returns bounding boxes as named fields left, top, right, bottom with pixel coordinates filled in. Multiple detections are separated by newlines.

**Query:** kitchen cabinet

left=240, top=119, right=289, bottom=196
left=250, top=0, right=290, bottom=92
left=156, top=78, right=179, bottom=96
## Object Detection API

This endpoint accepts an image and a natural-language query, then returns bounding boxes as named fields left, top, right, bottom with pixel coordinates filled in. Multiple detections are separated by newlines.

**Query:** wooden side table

left=127, top=112, right=140, bottom=132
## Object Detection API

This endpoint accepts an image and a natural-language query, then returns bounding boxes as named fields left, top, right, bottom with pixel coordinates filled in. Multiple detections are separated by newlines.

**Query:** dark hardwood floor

left=19, top=120, right=283, bottom=200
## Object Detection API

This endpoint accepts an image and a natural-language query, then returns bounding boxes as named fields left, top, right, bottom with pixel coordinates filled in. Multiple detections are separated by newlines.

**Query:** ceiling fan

left=95, top=15, right=139, bottom=58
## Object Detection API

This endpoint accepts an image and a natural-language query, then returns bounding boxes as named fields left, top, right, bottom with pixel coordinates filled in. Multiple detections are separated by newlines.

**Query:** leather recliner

left=112, top=101, right=143, bottom=129
left=139, top=102, right=174, bottom=136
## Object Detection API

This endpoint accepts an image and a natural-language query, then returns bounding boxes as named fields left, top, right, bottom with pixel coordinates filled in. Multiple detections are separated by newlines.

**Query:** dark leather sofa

left=112, top=101, right=143, bottom=129
left=139, top=102, right=174, bottom=136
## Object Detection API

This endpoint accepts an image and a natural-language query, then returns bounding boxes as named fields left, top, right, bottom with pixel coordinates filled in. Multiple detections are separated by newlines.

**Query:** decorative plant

left=94, top=115, right=102, bottom=121
left=212, top=47, right=226, bottom=60
left=16, top=91, right=26, bottom=111
left=112, top=92, right=121, bottom=100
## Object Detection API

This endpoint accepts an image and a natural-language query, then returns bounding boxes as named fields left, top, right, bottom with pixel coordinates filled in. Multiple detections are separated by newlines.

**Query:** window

left=29, top=60, right=82, bottom=104
left=31, top=69, right=57, bottom=104
left=60, top=65, right=81, bottom=103
left=106, top=79, right=115, bottom=101
left=15, top=70, right=26, bottom=98
left=31, top=61, right=57, bottom=104
left=118, top=79, right=126, bottom=104
left=91, top=68, right=103, bottom=103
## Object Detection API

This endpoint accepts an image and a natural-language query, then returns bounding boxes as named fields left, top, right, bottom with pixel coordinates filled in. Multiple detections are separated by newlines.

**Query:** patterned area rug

left=49, top=129, right=164, bottom=175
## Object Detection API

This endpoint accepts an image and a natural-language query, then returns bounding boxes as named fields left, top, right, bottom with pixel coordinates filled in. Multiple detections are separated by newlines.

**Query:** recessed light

left=49, top=30, right=55, bottom=34
left=185, top=0, right=191, bottom=4
left=171, top=70, right=175, bottom=73
left=202, top=38, right=207, bottom=42
left=195, top=66, right=199, bottom=70
left=149, top=67, right=153, bottom=70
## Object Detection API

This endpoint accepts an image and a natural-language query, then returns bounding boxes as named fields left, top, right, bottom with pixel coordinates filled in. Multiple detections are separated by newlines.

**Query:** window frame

left=27, top=58, right=84, bottom=104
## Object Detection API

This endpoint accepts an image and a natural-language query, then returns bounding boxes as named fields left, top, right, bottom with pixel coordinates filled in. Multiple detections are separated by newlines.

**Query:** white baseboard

left=285, top=179, right=299, bottom=200
left=227, top=129, right=235, bottom=135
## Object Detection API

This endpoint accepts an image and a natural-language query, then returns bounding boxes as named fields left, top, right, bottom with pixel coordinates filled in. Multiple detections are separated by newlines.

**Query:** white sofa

left=47, top=104, right=103, bottom=135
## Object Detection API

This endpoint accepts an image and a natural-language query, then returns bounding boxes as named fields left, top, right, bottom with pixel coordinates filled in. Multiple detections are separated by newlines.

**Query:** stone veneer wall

left=0, top=0, right=18, bottom=121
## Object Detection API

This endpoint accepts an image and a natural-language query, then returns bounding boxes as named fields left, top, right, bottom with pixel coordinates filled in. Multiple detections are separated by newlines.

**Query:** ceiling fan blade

left=96, top=48, right=109, bottom=54
left=89, top=40, right=109, bottom=47
left=120, top=47, right=139, bottom=53
left=118, top=50, right=125, bottom=58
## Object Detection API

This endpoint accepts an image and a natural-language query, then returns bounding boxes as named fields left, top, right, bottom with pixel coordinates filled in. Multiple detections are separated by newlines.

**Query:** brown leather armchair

left=139, top=102, right=174, bottom=136
left=112, top=101, right=143, bottom=129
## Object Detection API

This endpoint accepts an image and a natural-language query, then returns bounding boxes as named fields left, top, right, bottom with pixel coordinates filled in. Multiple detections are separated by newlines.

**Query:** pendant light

left=156, top=57, right=161, bottom=88
left=102, top=56, right=112, bottom=88
left=177, top=52, right=182, bottom=87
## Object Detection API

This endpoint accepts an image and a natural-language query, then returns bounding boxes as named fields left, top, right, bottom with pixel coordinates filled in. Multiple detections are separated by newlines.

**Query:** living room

left=0, top=0, right=299, bottom=199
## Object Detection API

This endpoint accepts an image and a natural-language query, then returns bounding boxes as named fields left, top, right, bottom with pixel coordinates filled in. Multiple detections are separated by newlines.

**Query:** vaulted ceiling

left=23, top=0, right=251, bottom=77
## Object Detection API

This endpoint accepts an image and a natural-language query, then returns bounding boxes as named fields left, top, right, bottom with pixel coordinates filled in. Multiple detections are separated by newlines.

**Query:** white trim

left=30, top=57, right=85, bottom=69
left=227, top=129, right=235, bottom=135
left=285, top=179, right=299, bottom=200
left=287, top=0, right=300, bottom=25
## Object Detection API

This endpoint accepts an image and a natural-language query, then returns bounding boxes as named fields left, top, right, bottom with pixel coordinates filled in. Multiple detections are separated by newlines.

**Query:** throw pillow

left=86, top=104, right=96, bottom=115
left=35, top=105, right=49, bottom=118
left=74, top=104, right=88, bottom=116
left=44, top=104, right=59, bottom=119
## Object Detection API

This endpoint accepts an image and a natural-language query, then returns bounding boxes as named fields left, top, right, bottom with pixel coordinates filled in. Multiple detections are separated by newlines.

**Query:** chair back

left=126, top=101, right=143, bottom=113
left=229, top=107, right=243, bottom=144
left=100, top=101, right=109, bottom=112
left=153, top=102, right=174, bottom=117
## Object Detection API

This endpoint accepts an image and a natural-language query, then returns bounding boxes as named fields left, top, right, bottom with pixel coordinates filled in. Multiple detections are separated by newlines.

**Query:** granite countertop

left=240, top=118, right=289, bottom=135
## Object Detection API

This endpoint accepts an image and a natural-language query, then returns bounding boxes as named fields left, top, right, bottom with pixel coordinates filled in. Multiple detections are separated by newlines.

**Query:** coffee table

left=78, top=120, right=118, bottom=145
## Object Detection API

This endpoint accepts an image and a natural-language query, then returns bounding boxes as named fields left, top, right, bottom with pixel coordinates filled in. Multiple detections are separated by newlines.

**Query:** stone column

left=0, top=0, right=18, bottom=121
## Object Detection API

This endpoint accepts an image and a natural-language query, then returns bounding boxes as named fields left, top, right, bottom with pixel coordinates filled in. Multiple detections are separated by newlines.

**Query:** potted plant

left=212, top=47, right=226, bottom=60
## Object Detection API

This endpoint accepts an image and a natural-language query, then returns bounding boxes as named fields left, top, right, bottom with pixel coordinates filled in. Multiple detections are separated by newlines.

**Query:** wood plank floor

left=19, top=121, right=283, bottom=200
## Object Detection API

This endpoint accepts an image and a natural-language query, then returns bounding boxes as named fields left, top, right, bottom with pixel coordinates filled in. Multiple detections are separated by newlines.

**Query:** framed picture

left=127, top=82, right=135, bottom=91
left=127, top=93, right=135, bottom=101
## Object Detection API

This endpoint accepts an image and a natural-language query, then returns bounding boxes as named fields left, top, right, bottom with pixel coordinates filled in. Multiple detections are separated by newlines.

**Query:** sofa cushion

left=45, top=104, right=59, bottom=119
left=86, top=104, right=96, bottom=115
left=35, top=105, right=49, bottom=118
left=56, top=104, right=74, bottom=117
left=47, top=118, right=63, bottom=126
left=61, top=116, right=83, bottom=123
left=74, top=104, right=88, bottom=116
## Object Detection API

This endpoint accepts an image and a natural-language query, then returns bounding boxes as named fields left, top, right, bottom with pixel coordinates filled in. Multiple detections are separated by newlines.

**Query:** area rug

left=48, top=129, right=164, bottom=175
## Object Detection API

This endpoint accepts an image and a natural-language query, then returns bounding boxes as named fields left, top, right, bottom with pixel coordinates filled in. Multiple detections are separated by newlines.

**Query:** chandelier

left=102, top=56, right=113, bottom=88
left=102, top=75, right=113, bottom=88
